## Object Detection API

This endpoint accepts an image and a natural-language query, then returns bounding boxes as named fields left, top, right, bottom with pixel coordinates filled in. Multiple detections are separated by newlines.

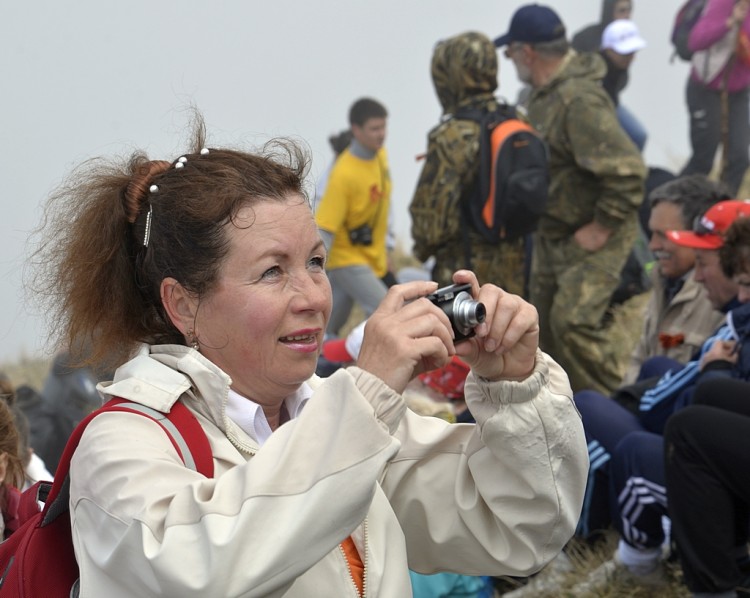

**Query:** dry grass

left=493, top=533, right=691, bottom=597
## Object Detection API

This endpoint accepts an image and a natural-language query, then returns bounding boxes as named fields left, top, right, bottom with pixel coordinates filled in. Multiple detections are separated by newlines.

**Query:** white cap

left=601, top=19, right=646, bottom=54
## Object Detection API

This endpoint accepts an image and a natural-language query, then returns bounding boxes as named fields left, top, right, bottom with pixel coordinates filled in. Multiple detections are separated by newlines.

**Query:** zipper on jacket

left=340, top=519, right=368, bottom=598
left=362, top=519, right=369, bottom=598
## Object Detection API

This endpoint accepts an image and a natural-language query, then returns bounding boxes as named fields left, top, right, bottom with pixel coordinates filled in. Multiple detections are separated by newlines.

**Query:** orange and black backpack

left=455, top=104, right=549, bottom=246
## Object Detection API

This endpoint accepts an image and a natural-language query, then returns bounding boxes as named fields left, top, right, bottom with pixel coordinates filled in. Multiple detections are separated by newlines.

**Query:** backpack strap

left=41, top=397, right=214, bottom=526
left=102, top=398, right=214, bottom=478
left=452, top=107, right=484, bottom=270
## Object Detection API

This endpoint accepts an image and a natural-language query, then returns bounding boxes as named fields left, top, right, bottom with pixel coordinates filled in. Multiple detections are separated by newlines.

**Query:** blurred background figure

left=315, top=127, right=399, bottom=289
left=315, top=97, right=393, bottom=336
left=600, top=18, right=648, bottom=151
left=571, top=0, right=633, bottom=52
left=409, top=31, right=527, bottom=295
left=495, top=3, right=647, bottom=394
left=0, top=373, right=52, bottom=490
left=0, top=376, right=36, bottom=539
left=19, top=351, right=105, bottom=474
left=680, top=0, right=750, bottom=194
left=313, top=128, right=352, bottom=212
left=620, top=175, right=729, bottom=386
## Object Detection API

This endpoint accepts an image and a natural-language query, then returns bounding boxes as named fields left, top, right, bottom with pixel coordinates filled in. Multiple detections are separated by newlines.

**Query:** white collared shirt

left=225, top=383, right=312, bottom=447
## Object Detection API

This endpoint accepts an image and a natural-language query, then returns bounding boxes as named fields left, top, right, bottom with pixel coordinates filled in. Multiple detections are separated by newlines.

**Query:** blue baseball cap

left=494, top=4, right=567, bottom=48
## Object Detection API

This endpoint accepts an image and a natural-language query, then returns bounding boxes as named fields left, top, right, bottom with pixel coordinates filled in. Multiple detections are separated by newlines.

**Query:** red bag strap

left=102, top=398, right=214, bottom=478
left=41, top=397, right=214, bottom=526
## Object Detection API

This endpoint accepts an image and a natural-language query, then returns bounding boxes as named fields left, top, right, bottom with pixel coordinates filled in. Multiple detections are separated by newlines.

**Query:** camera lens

left=452, top=291, right=486, bottom=335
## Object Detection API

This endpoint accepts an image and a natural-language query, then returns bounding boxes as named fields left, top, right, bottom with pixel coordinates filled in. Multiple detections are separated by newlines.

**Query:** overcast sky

left=1, top=0, right=689, bottom=362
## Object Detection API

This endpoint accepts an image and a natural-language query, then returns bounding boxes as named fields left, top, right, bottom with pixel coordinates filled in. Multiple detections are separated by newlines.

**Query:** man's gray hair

left=649, top=174, right=732, bottom=229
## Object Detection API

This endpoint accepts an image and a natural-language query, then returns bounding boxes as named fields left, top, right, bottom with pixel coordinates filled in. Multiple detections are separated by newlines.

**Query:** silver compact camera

left=426, top=283, right=486, bottom=342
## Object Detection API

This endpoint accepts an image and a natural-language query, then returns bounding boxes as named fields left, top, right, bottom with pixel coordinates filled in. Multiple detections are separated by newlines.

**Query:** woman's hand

left=356, top=271, right=539, bottom=391
left=451, top=270, right=539, bottom=381
left=355, top=280, right=456, bottom=393
left=574, top=221, right=612, bottom=252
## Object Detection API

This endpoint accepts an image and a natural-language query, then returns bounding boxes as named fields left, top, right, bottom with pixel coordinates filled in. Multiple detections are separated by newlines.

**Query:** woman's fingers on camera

left=451, top=269, right=481, bottom=298
left=379, top=280, right=439, bottom=312
left=374, top=280, right=456, bottom=341
left=358, top=310, right=452, bottom=391
left=453, top=276, right=539, bottom=355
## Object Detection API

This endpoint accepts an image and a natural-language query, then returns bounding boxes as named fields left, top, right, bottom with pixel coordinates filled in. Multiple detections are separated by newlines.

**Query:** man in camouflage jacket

left=495, top=5, right=647, bottom=393
left=409, top=31, right=526, bottom=295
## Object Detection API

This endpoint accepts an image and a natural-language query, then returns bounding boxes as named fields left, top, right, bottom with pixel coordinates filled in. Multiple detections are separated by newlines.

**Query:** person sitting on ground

left=0, top=374, right=53, bottom=489
left=0, top=383, right=28, bottom=539
left=27, top=112, right=588, bottom=596
left=572, top=202, right=750, bottom=592
left=665, top=377, right=750, bottom=598
left=621, top=175, right=731, bottom=385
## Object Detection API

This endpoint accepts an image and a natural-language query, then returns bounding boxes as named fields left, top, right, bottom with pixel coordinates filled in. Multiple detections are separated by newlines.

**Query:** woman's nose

left=293, top=273, right=331, bottom=311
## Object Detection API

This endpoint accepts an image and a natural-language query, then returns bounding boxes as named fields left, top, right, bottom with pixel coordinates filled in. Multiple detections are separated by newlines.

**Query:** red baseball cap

left=667, top=199, right=750, bottom=249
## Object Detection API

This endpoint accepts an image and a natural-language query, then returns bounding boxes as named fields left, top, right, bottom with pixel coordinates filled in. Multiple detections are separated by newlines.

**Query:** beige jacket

left=622, top=270, right=725, bottom=385
left=70, top=344, right=587, bottom=597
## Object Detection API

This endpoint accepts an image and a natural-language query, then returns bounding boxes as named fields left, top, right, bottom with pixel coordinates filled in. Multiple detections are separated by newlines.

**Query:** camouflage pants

left=530, top=221, right=637, bottom=394
left=431, top=236, right=527, bottom=296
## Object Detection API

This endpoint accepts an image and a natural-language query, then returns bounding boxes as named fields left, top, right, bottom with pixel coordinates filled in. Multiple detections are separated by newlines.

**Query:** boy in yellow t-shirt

left=316, top=97, right=392, bottom=336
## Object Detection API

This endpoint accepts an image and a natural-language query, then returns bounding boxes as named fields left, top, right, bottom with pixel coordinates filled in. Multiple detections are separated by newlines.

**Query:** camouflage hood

left=431, top=31, right=498, bottom=115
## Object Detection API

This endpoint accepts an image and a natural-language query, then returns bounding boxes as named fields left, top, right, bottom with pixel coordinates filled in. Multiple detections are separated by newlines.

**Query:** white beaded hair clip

left=143, top=205, right=153, bottom=248
left=143, top=184, right=159, bottom=248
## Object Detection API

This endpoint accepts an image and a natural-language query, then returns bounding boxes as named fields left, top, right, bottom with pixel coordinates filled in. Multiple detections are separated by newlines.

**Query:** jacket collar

left=99, top=343, right=232, bottom=434
left=98, top=344, right=327, bottom=453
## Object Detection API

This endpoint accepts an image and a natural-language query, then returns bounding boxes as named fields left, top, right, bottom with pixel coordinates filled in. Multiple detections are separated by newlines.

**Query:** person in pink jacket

left=681, top=0, right=750, bottom=194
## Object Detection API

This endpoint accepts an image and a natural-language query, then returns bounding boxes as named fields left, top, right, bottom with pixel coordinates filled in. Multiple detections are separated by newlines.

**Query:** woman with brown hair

left=28, top=115, right=587, bottom=597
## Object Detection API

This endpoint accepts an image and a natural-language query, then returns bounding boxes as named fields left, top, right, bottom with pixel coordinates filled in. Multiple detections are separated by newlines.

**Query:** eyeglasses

left=504, top=43, right=524, bottom=58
